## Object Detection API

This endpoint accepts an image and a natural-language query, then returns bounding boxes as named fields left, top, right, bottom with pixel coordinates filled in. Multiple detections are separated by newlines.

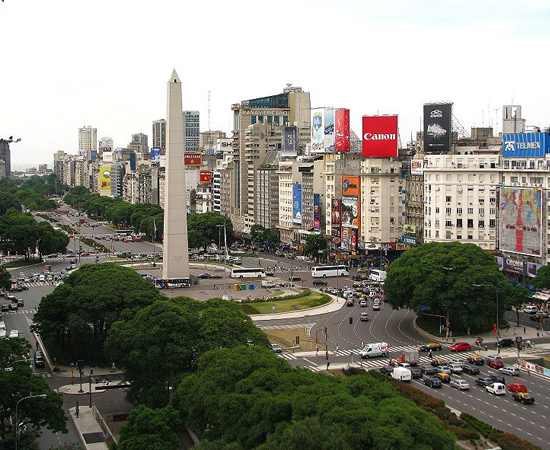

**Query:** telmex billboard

left=362, top=115, right=398, bottom=157
left=423, top=103, right=452, bottom=153
left=282, top=126, right=298, bottom=156
left=335, top=108, right=350, bottom=152
left=502, top=133, right=550, bottom=158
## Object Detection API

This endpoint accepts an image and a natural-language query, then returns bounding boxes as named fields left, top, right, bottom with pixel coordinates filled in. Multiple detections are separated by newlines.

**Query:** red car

left=508, top=383, right=528, bottom=393
left=450, top=342, right=471, bottom=352
left=487, top=359, right=504, bottom=369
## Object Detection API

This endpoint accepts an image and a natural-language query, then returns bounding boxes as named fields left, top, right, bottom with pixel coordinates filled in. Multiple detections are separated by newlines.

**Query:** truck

left=359, top=342, right=389, bottom=359
left=261, top=280, right=276, bottom=288
left=403, top=350, right=420, bottom=366
left=391, top=366, right=412, bottom=382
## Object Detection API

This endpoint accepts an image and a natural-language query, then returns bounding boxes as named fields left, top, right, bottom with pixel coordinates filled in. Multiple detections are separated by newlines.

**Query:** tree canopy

left=0, top=266, right=12, bottom=290
left=32, top=263, right=162, bottom=365
left=384, top=242, right=513, bottom=334
left=532, top=264, right=550, bottom=290
left=303, top=234, right=327, bottom=259
left=187, top=212, right=234, bottom=251
left=105, top=297, right=269, bottom=407
left=250, top=225, right=280, bottom=250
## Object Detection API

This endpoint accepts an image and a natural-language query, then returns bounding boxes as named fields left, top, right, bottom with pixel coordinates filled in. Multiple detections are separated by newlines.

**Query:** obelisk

left=162, top=70, right=190, bottom=280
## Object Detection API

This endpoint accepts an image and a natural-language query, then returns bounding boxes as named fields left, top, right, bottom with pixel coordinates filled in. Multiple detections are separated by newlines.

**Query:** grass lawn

left=240, top=291, right=330, bottom=315
left=265, top=328, right=317, bottom=352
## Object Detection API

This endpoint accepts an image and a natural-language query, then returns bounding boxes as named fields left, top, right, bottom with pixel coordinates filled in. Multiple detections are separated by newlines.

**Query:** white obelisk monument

left=162, top=70, right=190, bottom=280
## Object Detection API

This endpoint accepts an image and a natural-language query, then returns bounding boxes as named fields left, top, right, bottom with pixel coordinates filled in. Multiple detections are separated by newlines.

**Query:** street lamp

left=473, top=284, right=500, bottom=353
left=15, top=394, right=47, bottom=450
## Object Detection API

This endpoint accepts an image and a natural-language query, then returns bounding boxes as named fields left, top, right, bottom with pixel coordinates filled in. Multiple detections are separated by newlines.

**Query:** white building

left=78, top=126, right=97, bottom=160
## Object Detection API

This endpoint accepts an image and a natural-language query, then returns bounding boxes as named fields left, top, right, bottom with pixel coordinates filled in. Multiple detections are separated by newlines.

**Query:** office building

left=152, top=119, right=166, bottom=151
left=78, top=126, right=97, bottom=161
left=183, top=111, right=200, bottom=153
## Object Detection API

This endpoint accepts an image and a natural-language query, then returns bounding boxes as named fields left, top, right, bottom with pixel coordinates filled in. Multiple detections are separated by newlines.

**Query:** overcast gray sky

left=1, top=0, right=549, bottom=169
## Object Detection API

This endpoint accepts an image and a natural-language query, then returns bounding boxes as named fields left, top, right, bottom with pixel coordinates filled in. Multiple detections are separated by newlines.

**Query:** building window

left=479, top=220, right=485, bottom=228
left=467, top=219, right=474, bottom=228
left=446, top=207, right=451, bottom=215
left=446, top=196, right=451, bottom=202
left=490, top=208, right=496, bottom=215
left=446, top=231, right=452, bottom=239
left=457, top=234, right=462, bottom=240
left=457, top=207, right=462, bottom=215
left=468, top=208, right=473, bottom=214
left=435, top=207, right=439, bottom=213
left=457, top=219, right=463, bottom=228
left=446, top=220, right=452, bottom=227
left=489, top=219, right=496, bottom=228
left=468, top=235, right=473, bottom=240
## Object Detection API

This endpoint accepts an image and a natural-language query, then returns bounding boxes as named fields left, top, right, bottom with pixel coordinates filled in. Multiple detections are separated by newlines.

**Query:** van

left=523, top=305, right=538, bottom=314
left=261, top=280, right=276, bottom=288
left=391, top=366, right=412, bottom=382
left=359, top=342, right=389, bottom=359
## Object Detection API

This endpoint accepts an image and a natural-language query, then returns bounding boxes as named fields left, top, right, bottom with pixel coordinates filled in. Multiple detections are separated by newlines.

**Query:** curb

left=68, top=407, right=89, bottom=450
left=250, top=294, right=344, bottom=322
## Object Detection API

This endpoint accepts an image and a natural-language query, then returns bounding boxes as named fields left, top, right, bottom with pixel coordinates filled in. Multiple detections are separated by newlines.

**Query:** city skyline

left=1, top=0, right=549, bottom=168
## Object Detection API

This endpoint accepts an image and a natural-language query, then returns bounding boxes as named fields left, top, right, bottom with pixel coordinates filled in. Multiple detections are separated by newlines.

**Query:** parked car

left=450, top=379, right=470, bottom=390
left=313, top=280, right=327, bottom=286
left=461, top=364, right=480, bottom=375
left=419, top=343, right=442, bottom=352
left=424, top=377, right=442, bottom=388
left=450, top=342, right=471, bottom=352
left=497, top=338, right=514, bottom=348
left=499, top=366, right=520, bottom=376
left=34, top=351, right=45, bottom=368
left=512, top=392, right=535, bottom=404
left=198, top=273, right=212, bottom=279
left=8, top=329, right=19, bottom=338
left=269, top=343, right=283, bottom=354
left=523, top=305, right=538, bottom=314
left=475, top=377, right=494, bottom=387
left=486, top=383, right=506, bottom=395
left=508, top=382, right=528, bottom=393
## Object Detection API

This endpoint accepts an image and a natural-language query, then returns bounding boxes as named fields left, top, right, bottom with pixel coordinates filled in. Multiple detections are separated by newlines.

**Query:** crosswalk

left=20, top=281, right=59, bottom=287
left=258, top=322, right=315, bottom=331
left=1, top=308, right=37, bottom=315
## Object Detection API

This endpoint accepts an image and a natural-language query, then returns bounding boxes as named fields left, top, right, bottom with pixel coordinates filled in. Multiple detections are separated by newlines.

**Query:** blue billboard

left=292, top=184, right=302, bottom=224
left=502, top=133, right=550, bottom=158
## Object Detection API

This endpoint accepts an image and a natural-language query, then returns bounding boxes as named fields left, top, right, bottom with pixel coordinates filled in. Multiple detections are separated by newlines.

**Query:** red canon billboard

left=362, top=115, right=398, bottom=157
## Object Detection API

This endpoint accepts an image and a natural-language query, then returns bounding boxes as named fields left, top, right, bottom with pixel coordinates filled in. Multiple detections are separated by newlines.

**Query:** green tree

left=250, top=225, right=280, bottom=250
left=504, top=284, right=531, bottom=327
left=116, top=405, right=181, bottom=450
left=303, top=234, right=327, bottom=261
left=187, top=212, right=234, bottom=251
left=64, top=186, right=91, bottom=209
left=32, top=263, right=162, bottom=365
left=384, top=242, right=511, bottom=334
left=0, top=192, right=21, bottom=216
left=0, top=266, right=12, bottom=290
left=532, top=265, right=550, bottom=290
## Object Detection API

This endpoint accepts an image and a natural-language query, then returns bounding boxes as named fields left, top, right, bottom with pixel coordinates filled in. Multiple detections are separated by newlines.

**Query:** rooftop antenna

left=208, top=90, right=211, bottom=131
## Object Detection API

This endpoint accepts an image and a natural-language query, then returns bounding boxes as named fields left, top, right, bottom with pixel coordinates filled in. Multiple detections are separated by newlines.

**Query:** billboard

left=311, top=109, right=324, bottom=153
left=362, top=115, right=398, bottom=157
left=341, top=227, right=349, bottom=250
left=351, top=229, right=358, bottom=251
left=282, top=126, right=298, bottom=156
left=151, top=147, right=162, bottom=160
left=411, top=159, right=424, bottom=175
left=292, top=184, right=302, bottom=224
left=331, top=198, right=341, bottom=227
left=313, top=194, right=321, bottom=231
left=423, top=103, right=452, bottom=153
left=499, top=187, right=543, bottom=256
left=502, top=133, right=550, bottom=158
left=184, top=153, right=202, bottom=166
left=341, top=176, right=360, bottom=229
left=324, top=107, right=335, bottom=153
left=199, top=170, right=212, bottom=183
left=331, top=227, right=341, bottom=245
left=99, top=165, right=112, bottom=195
left=335, top=108, right=350, bottom=152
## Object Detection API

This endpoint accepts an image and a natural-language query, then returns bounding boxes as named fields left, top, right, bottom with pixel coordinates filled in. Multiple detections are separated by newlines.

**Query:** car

left=476, top=377, right=494, bottom=387
left=372, top=303, right=381, bottom=311
left=512, top=392, right=535, bottom=404
left=360, top=312, right=369, bottom=321
left=198, top=273, right=212, bottom=279
left=450, top=342, right=471, bottom=352
left=487, top=358, right=504, bottom=369
left=490, top=375, right=506, bottom=385
left=346, top=300, right=354, bottom=307
left=486, top=382, right=506, bottom=395
left=210, top=275, right=223, bottom=279
left=269, top=343, right=283, bottom=354
left=9, top=303, right=18, bottom=311
left=410, top=367, right=423, bottom=379
left=424, top=377, right=442, bottom=388
left=313, top=280, right=327, bottom=286
left=497, top=338, right=514, bottom=348
left=499, top=366, right=520, bottom=376
left=449, top=364, right=464, bottom=374
left=529, top=313, right=546, bottom=322
left=435, top=372, right=450, bottom=383
left=508, top=382, right=528, bottom=393
left=289, top=276, right=301, bottom=282
left=450, top=357, right=468, bottom=366
left=420, top=365, right=438, bottom=375
left=431, top=357, right=446, bottom=367
left=359, top=300, right=368, bottom=307
left=450, top=379, right=470, bottom=390
left=523, top=305, right=538, bottom=314
left=8, top=330, right=19, bottom=338
left=461, top=364, right=480, bottom=375
left=17, top=299, right=24, bottom=307
left=419, top=343, right=442, bottom=352
left=1, top=304, right=9, bottom=312
left=379, top=365, right=394, bottom=376
left=435, top=365, right=452, bottom=375
left=34, top=351, right=45, bottom=368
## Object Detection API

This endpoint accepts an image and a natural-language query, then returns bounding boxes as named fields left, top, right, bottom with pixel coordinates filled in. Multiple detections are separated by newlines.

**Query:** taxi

left=512, top=391, right=535, bottom=404
left=419, top=342, right=442, bottom=352
left=430, top=357, right=446, bottom=367
left=467, top=354, right=485, bottom=366
left=435, top=372, right=451, bottom=383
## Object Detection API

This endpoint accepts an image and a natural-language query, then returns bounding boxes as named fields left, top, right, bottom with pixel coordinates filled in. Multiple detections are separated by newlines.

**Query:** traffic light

left=349, top=317, right=353, bottom=324
left=295, top=336, right=300, bottom=345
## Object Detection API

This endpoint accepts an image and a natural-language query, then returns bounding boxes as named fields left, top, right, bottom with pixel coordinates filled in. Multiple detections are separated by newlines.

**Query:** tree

left=117, top=405, right=181, bottom=450
left=0, top=338, right=67, bottom=445
left=532, top=265, right=550, bottom=290
left=0, top=192, right=21, bottom=216
left=384, top=242, right=511, bottom=334
left=250, top=225, right=280, bottom=250
left=303, top=234, right=327, bottom=261
left=187, top=212, right=234, bottom=251
left=505, top=284, right=531, bottom=327
left=0, top=266, right=11, bottom=291
left=32, top=263, right=161, bottom=365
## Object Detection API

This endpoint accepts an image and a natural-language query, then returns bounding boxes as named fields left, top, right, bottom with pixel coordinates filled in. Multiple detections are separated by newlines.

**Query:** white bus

left=369, top=269, right=387, bottom=282
left=311, top=265, right=349, bottom=278
left=155, top=278, right=191, bottom=289
left=230, top=268, right=266, bottom=278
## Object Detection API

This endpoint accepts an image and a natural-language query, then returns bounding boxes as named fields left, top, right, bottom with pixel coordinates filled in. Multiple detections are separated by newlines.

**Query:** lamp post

left=15, top=394, right=47, bottom=450
left=473, top=283, right=500, bottom=353
left=441, top=266, right=453, bottom=339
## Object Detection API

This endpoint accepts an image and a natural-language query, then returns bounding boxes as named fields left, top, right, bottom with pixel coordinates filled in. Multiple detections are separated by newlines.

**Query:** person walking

left=335, top=344, right=340, bottom=354
left=428, top=349, right=433, bottom=359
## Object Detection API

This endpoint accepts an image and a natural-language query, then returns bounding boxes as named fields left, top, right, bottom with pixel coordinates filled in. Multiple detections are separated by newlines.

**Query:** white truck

left=261, top=280, right=276, bottom=288
left=359, top=342, right=389, bottom=359
left=391, top=366, right=412, bottom=382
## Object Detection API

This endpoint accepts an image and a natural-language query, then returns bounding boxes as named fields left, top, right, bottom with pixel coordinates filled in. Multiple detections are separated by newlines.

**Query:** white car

left=499, top=366, right=520, bottom=377
left=8, top=330, right=19, bottom=339
left=486, top=382, right=506, bottom=395
left=449, top=364, right=463, bottom=374
left=372, top=302, right=381, bottom=311
left=450, top=379, right=470, bottom=390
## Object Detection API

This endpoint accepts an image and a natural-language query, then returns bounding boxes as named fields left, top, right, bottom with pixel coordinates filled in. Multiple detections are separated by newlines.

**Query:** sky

left=1, top=0, right=549, bottom=169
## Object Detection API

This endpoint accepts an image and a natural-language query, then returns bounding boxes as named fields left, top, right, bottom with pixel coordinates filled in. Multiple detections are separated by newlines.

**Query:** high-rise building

left=183, top=111, right=200, bottom=153
left=131, top=133, right=149, bottom=153
left=152, top=119, right=166, bottom=151
left=98, top=137, right=113, bottom=157
left=0, top=140, right=11, bottom=178
left=78, top=126, right=97, bottom=161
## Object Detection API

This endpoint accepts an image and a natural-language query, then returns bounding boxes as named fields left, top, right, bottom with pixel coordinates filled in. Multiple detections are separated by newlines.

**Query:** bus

left=368, top=269, right=387, bottom=282
left=155, top=278, right=191, bottom=289
left=311, top=265, right=349, bottom=278
left=230, top=268, right=266, bottom=278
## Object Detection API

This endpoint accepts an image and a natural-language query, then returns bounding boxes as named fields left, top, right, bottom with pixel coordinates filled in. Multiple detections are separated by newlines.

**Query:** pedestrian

left=428, top=349, right=433, bottom=359
left=527, top=367, right=531, bottom=376
left=336, top=344, right=339, bottom=354
left=326, top=361, right=331, bottom=371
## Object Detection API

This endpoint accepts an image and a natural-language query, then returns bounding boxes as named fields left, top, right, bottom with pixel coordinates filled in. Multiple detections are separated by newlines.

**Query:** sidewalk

left=68, top=406, right=110, bottom=450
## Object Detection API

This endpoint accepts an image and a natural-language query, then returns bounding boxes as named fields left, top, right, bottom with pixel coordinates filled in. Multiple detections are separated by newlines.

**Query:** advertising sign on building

left=184, top=153, right=202, bottom=166
left=411, top=159, right=424, bottom=175
left=282, top=126, right=298, bottom=156
left=362, top=115, right=398, bottom=157
left=331, top=198, right=341, bottom=227
left=335, top=108, right=350, bottom=152
left=351, top=229, right=358, bottom=251
left=292, top=184, right=302, bottom=224
left=99, top=165, right=111, bottom=196
left=341, top=176, right=360, bottom=229
left=151, top=147, right=162, bottom=161
left=311, top=109, right=325, bottom=153
left=331, top=227, right=341, bottom=244
left=199, top=170, right=212, bottom=183
left=341, top=227, right=349, bottom=250
left=313, top=194, right=321, bottom=231
left=502, top=133, right=550, bottom=158
left=423, top=103, right=452, bottom=153
left=495, top=256, right=542, bottom=278
left=499, top=187, right=543, bottom=256
left=324, top=108, right=335, bottom=153
left=402, top=224, right=417, bottom=234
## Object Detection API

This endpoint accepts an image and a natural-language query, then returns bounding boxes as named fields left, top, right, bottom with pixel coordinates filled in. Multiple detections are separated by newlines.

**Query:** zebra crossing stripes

left=277, top=353, right=298, bottom=361
left=21, top=281, right=58, bottom=287
left=258, top=323, right=315, bottom=331
left=1, top=309, right=37, bottom=315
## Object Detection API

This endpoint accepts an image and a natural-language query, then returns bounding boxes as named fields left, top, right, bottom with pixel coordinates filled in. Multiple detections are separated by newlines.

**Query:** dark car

left=462, top=364, right=480, bottom=375
left=512, top=392, right=535, bottom=404
left=9, top=303, right=18, bottom=311
left=410, top=367, right=423, bottom=379
left=346, top=300, right=354, bottom=307
left=424, top=377, right=442, bottom=388
left=529, top=313, right=546, bottom=322
left=313, top=280, right=328, bottom=286
left=419, top=343, right=442, bottom=352
left=289, top=276, right=302, bottom=282
left=17, top=299, right=24, bottom=307
left=497, top=338, right=514, bottom=348
left=475, top=377, right=494, bottom=387
left=379, top=365, right=394, bottom=376
left=198, top=273, right=212, bottom=279
left=1, top=304, right=9, bottom=312
left=490, top=375, right=506, bottom=385
left=210, top=275, right=223, bottom=279
left=420, top=365, right=438, bottom=376
left=34, top=351, right=45, bottom=368
left=468, top=355, right=485, bottom=366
